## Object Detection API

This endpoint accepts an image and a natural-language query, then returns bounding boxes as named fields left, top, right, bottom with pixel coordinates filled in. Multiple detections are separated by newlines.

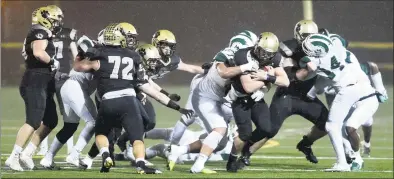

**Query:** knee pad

left=238, top=132, right=252, bottom=142
left=128, top=132, right=144, bottom=145
left=56, top=122, right=79, bottom=143
left=27, top=119, right=42, bottom=130
left=325, top=121, right=341, bottom=133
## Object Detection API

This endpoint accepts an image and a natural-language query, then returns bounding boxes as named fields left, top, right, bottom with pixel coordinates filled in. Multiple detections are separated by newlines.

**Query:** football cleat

left=324, top=163, right=350, bottom=172
left=136, top=161, right=162, bottom=174
left=5, top=153, right=24, bottom=171
left=100, top=152, right=113, bottom=173
left=296, top=136, right=318, bottom=164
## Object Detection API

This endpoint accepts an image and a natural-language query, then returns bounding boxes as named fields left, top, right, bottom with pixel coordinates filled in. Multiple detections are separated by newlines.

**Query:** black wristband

left=160, top=89, right=170, bottom=96
left=48, top=58, right=54, bottom=65
left=267, top=75, right=277, bottom=84
left=166, top=100, right=181, bottom=111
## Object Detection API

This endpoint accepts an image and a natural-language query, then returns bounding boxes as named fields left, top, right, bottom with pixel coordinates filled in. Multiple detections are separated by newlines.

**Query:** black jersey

left=148, top=54, right=181, bottom=80
left=85, top=46, right=147, bottom=98
left=231, top=47, right=282, bottom=95
left=276, top=38, right=317, bottom=97
left=22, top=24, right=56, bottom=73
left=52, top=28, right=77, bottom=73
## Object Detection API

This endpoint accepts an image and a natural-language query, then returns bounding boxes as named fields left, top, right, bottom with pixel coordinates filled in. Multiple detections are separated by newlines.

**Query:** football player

left=74, top=23, right=193, bottom=173
left=225, top=32, right=290, bottom=172
left=36, top=5, right=77, bottom=157
left=298, top=33, right=378, bottom=172
left=114, top=29, right=206, bottom=160
left=316, top=28, right=388, bottom=158
left=5, top=6, right=62, bottom=171
left=39, top=34, right=98, bottom=169
left=168, top=30, right=259, bottom=146
left=166, top=30, right=259, bottom=173
left=237, top=20, right=328, bottom=167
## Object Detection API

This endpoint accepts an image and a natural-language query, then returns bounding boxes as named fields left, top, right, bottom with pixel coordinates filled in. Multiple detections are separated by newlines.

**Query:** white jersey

left=68, top=69, right=97, bottom=95
left=195, top=61, right=231, bottom=101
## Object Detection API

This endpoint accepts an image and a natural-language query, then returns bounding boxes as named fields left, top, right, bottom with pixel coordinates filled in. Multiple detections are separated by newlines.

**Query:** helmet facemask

left=254, top=46, right=276, bottom=65
left=157, top=41, right=176, bottom=60
left=125, top=34, right=138, bottom=50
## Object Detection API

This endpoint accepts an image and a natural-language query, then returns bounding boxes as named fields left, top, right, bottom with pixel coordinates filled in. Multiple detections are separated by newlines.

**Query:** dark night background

left=1, top=0, right=393, bottom=85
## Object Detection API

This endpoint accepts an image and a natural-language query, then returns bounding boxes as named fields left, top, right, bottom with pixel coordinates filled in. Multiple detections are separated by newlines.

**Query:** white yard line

left=35, top=166, right=393, bottom=173
left=1, top=154, right=392, bottom=160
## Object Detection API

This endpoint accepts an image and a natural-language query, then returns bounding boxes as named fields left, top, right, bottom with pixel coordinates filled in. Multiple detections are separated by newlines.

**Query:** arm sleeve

left=85, top=47, right=101, bottom=60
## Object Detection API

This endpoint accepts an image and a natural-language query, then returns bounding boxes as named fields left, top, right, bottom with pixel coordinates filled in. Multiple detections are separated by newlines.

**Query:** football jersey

left=194, top=47, right=240, bottom=101
left=301, top=46, right=369, bottom=90
left=148, top=54, right=181, bottom=80
left=231, top=47, right=281, bottom=95
left=69, top=35, right=97, bottom=93
left=275, top=38, right=317, bottom=97
left=52, top=28, right=78, bottom=73
left=85, top=46, right=147, bottom=98
left=21, top=24, right=56, bottom=73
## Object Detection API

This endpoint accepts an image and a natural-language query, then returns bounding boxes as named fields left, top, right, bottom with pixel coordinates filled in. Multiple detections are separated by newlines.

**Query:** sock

left=73, top=122, right=95, bottom=154
left=11, top=145, right=23, bottom=156
left=364, top=142, right=371, bottom=148
left=327, top=129, right=347, bottom=165
left=48, top=137, right=64, bottom=157
left=135, top=157, right=144, bottom=163
left=178, top=145, right=190, bottom=154
left=99, top=147, right=109, bottom=155
left=191, top=153, right=208, bottom=172
left=40, top=136, right=49, bottom=151
left=371, top=72, right=386, bottom=94
left=22, top=142, right=37, bottom=157
left=66, top=136, right=74, bottom=154
left=145, top=128, right=173, bottom=141
left=170, top=121, right=188, bottom=144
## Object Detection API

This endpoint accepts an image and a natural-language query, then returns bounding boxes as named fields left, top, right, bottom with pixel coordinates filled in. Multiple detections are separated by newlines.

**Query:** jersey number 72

left=108, top=56, right=134, bottom=80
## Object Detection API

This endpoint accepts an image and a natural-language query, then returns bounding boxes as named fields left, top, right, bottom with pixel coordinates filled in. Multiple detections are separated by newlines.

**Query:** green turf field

left=1, top=86, right=393, bottom=178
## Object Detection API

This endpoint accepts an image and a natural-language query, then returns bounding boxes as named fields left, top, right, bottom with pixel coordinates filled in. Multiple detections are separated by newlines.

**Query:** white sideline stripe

left=251, top=155, right=394, bottom=160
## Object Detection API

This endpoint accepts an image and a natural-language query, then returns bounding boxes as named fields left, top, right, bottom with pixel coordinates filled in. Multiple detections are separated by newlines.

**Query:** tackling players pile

left=4, top=4, right=389, bottom=175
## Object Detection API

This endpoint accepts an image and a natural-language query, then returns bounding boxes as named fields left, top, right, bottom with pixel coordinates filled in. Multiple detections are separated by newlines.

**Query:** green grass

left=1, top=86, right=393, bottom=178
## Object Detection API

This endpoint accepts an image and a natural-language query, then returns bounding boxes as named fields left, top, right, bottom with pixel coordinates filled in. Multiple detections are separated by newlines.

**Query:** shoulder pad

left=31, top=25, right=52, bottom=40
left=279, top=39, right=298, bottom=57
left=213, top=47, right=234, bottom=63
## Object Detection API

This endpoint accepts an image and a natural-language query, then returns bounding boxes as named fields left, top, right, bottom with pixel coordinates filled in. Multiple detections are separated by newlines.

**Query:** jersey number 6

left=108, top=56, right=134, bottom=80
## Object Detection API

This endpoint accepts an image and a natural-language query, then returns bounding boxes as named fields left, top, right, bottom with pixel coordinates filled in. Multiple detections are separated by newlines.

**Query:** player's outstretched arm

left=138, top=83, right=193, bottom=117
left=148, top=78, right=181, bottom=101
left=272, top=67, right=290, bottom=87
left=177, top=60, right=205, bottom=74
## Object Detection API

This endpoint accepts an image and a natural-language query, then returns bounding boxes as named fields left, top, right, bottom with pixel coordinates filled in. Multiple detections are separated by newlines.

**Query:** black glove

left=179, top=108, right=194, bottom=118
left=169, top=94, right=181, bottom=102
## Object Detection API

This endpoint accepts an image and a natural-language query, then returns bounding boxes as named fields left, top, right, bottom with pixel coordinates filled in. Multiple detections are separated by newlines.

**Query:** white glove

left=50, top=58, right=60, bottom=71
left=251, top=89, right=265, bottom=102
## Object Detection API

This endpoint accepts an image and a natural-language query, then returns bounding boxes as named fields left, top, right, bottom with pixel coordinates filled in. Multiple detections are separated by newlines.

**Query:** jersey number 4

left=108, top=56, right=134, bottom=80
